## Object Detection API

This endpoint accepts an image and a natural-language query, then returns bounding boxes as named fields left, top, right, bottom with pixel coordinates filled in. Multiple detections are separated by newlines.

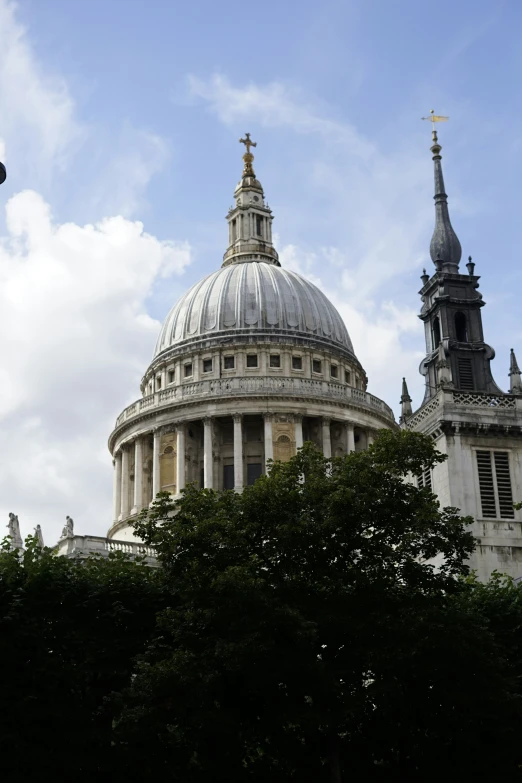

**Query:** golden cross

left=239, top=133, right=257, bottom=154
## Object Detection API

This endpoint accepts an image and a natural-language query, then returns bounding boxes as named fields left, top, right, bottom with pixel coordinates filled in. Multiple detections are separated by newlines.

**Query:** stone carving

left=61, top=516, right=74, bottom=539
left=34, top=524, right=44, bottom=548
left=7, top=513, right=23, bottom=548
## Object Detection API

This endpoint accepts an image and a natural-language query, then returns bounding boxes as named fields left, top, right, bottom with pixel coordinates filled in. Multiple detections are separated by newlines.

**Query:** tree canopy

left=114, top=431, right=519, bottom=779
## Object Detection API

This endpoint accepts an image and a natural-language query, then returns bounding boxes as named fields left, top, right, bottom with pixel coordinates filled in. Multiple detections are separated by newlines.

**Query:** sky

left=1, top=0, right=521, bottom=543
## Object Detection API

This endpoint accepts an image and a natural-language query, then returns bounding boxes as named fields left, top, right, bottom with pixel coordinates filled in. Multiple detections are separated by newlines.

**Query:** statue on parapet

left=60, top=515, right=74, bottom=539
left=34, top=524, right=44, bottom=548
left=7, top=513, right=23, bottom=549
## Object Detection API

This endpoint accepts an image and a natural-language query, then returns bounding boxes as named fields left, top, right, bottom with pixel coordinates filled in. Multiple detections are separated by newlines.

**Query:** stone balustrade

left=54, top=535, right=158, bottom=565
left=114, top=376, right=395, bottom=429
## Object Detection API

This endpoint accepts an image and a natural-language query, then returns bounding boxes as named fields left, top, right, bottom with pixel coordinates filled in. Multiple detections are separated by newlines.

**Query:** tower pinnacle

left=422, top=111, right=462, bottom=274
left=239, top=132, right=257, bottom=176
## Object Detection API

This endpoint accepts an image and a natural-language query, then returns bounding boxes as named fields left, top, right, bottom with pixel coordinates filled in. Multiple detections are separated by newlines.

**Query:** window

left=223, top=464, right=234, bottom=490
left=270, top=354, right=281, bottom=368
left=312, top=359, right=322, bottom=374
left=417, top=467, right=432, bottom=490
left=476, top=450, right=514, bottom=519
left=256, top=215, right=263, bottom=236
left=232, top=218, right=237, bottom=240
left=455, top=312, right=468, bottom=342
left=247, top=354, right=258, bottom=368
left=458, top=357, right=474, bottom=390
left=203, top=358, right=213, bottom=373
left=168, top=370, right=174, bottom=384
left=247, top=463, right=262, bottom=485
left=184, top=363, right=193, bottom=378
left=156, top=376, right=161, bottom=389
left=345, top=369, right=351, bottom=384
left=224, top=355, right=235, bottom=370
left=432, top=317, right=441, bottom=350
left=292, top=356, right=303, bottom=370
left=330, top=365, right=338, bottom=379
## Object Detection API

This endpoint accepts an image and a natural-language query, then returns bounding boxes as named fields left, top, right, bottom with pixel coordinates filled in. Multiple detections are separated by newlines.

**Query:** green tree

left=0, top=536, right=166, bottom=779
left=116, top=431, right=517, bottom=780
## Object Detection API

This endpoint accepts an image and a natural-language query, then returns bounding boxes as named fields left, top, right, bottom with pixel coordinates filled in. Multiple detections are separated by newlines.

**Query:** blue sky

left=0, top=0, right=521, bottom=541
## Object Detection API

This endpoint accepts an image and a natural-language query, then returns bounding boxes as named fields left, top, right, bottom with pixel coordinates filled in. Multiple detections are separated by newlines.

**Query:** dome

left=154, top=261, right=354, bottom=358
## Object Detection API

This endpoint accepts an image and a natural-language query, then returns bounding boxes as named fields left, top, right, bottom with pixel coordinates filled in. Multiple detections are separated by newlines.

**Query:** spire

left=509, top=348, right=522, bottom=393
left=222, top=135, right=280, bottom=268
left=400, top=377, right=413, bottom=422
left=424, top=114, right=462, bottom=274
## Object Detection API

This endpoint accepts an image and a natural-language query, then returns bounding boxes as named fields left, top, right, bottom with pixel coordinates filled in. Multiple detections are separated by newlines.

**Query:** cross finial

left=239, top=132, right=257, bottom=154
left=421, top=109, right=449, bottom=142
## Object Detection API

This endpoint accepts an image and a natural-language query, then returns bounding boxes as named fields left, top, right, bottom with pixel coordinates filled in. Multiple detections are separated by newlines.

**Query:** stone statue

left=61, top=515, right=74, bottom=539
left=34, top=524, right=44, bottom=548
left=7, top=513, right=23, bottom=549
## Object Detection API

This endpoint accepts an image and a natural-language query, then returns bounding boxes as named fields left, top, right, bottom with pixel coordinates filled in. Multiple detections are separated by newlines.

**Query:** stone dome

left=153, top=260, right=355, bottom=358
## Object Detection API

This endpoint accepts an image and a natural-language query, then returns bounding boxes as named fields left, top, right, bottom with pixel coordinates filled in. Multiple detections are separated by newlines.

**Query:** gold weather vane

left=421, top=109, right=449, bottom=142
left=239, top=133, right=257, bottom=176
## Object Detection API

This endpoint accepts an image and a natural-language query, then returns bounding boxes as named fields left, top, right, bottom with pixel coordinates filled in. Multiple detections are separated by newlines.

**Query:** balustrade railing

left=114, top=376, right=395, bottom=427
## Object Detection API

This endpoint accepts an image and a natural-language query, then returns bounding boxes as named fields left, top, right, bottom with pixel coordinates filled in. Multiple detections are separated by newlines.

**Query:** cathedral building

left=54, top=129, right=522, bottom=582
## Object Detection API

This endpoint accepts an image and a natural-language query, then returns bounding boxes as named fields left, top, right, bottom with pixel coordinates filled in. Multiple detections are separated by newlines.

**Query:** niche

left=455, top=311, right=468, bottom=342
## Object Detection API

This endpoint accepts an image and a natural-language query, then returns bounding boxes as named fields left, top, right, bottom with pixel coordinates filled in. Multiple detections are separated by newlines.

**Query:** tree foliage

left=0, top=537, right=166, bottom=779
left=114, top=431, right=520, bottom=779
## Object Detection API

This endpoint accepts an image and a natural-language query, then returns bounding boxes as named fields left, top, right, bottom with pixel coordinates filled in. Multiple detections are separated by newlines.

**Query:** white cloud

left=0, top=190, right=191, bottom=544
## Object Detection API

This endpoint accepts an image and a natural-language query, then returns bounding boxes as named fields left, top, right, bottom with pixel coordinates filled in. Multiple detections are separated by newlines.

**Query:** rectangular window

left=458, top=357, right=474, bottom=390
left=417, top=467, right=432, bottom=491
left=312, top=359, right=322, bottom=374
left=203, top=358, right=213, bottom=373
left=256, top=215, right=263, bottom=236
left=269, top=354, right=281, bottom=368
left=345, top=369, right=351, bottom=384
left=330, top=365, right=338, bottom=379
left=247, top=354, right=258, bottom=368
left=168, top=370, right=174, bottom=384
left=156, top=376, right=162, bottom=389
left=292, top=356, right=303, bottom=370
left=224, top=355, right=235, bottom=370
left=223, top=464, right=234, bottom=490
left=232, top=218, right=237, bottom=240
left=184, top=363, right=193, bottom=378
left=476, top=450, right=514, bottom=519
left=247, top=463, right=262, bottom=485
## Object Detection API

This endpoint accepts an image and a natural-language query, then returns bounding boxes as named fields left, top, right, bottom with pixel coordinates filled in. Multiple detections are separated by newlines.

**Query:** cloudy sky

left=1, top=0, right=521, bottom=543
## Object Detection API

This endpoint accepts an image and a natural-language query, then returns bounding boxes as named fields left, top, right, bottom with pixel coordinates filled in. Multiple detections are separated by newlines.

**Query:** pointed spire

left=429, top=128, right=462, bottom=274
left=509, top=348, right=522, bottom=393
left=400, top=377, right=413, bottom=422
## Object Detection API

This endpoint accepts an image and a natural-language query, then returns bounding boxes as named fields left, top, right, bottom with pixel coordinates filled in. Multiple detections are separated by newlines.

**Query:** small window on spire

left=432, top=317, right=441, bottom=351
left=455, top=312, right=468, bottom=342
left=256, top=215, right=263, bottom=236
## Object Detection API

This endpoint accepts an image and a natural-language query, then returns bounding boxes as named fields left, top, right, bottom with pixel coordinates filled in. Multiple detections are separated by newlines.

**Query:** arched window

left=432, top=317, right=441, bottom=350
left=455, top=311, right=468, bottom=342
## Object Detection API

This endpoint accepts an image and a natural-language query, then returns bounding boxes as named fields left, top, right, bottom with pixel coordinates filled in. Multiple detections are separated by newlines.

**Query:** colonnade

left=112, top=414, right=376, bottom=524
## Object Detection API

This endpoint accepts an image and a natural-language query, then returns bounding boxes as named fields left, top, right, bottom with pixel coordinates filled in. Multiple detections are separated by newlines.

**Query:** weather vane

left=421, top=109, right=449, bottom=142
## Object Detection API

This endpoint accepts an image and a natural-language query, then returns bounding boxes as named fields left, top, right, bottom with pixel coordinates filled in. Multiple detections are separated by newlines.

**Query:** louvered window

left=476, top=450, right=515, bottom=519
left=417, top=467, right=432, bottom=490
left=458, top=358, right=474, bottom=390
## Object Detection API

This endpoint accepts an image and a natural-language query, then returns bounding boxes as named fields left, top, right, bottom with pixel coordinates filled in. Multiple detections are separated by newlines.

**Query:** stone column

left=322, top=417, right=332, bottom=458
left=152, top=428, right=162, bottom=499
left=176, top=423, right=186, bottom=493
left=367, top=430, right=375, bottom=446
left=294, top=414, right=303, bottom=450
left=121, top=445, right=130, bottom=518
left=346, top=423, right=355, bottom=453
left=263, top=413, right=273, bottom=465
left=203, top=417, right=214, bottom=489
left=131, top=437, right=143, bottom=515
left=233, top=414, right=244, bottom=490
left=113, top=452, right=122, bottom=523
